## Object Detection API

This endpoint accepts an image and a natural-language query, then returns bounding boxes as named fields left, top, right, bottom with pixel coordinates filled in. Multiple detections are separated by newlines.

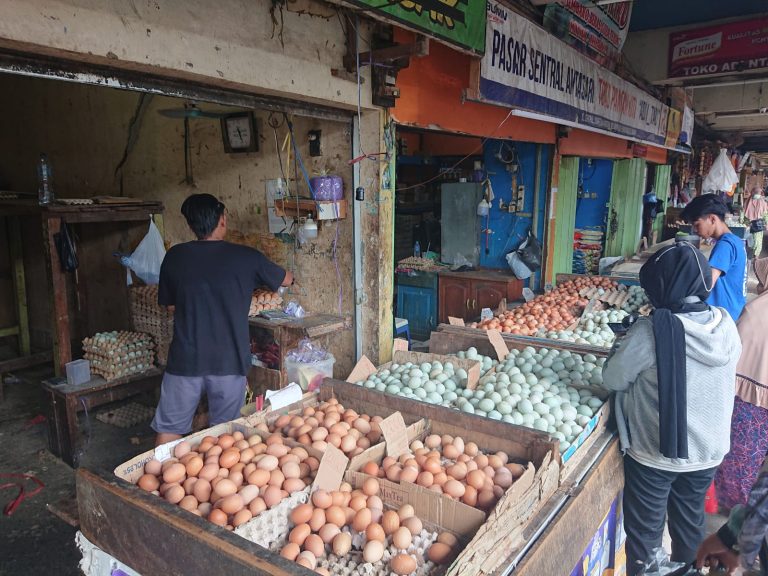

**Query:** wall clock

left=221, top=112, right=258, bottom=153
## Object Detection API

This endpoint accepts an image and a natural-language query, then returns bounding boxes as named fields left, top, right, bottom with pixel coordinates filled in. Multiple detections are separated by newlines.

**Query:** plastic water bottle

left=414, top=240, right=421, bottom=258
left=37, top=153, right=54, bottom=205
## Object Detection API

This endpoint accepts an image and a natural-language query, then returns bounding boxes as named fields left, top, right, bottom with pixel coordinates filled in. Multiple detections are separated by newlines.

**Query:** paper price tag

left=346, top=355, right=377, bottom=383
left=448, top=316, right=465, bottom=326
left=265, top=382, right=303, bottom=411
left=379, top=412, right=409, bottom=458
left=487, top=329, right=509, bottom=361
left=393, top=338, right=409, bottom=352
left=155, top=438, right=184, bottom=462
left=312, top=444, right=349, bottom=492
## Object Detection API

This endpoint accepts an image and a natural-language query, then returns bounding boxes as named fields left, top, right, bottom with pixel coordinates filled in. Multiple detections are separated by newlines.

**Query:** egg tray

left=235, top=488, right=311, bottom=549
left=314, top=528, right=442, bottom=576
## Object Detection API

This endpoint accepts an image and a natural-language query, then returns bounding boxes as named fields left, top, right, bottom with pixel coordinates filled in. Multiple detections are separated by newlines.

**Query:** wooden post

left=44, top=216, right=71, bottom=374
left=8, top=217, right=30, bottom=355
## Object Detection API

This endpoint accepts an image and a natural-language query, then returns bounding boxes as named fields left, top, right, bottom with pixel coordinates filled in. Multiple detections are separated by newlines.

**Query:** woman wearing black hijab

left=602, top=241, right=742, bottom=575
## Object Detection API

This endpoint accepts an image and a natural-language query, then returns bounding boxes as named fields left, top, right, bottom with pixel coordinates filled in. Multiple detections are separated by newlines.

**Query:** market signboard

left=668, top=17, right=768, bottom=78
left=479, top=2, right=669, bottom=145
left=543, top=0, right=633, bottom=68
left=349, top=0, right=486, bottom=54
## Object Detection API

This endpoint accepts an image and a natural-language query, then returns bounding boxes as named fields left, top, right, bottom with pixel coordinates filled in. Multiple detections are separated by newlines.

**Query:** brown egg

left=507, top=463, right=526, bottom=478
left=280, top=542, right=301, bottom=561
left=398, top=504, right=415, bottom=521
left=199, top=464, right=219, bottom=482
left=282, top=461, right=300, bottom=479
left=443, top=444, right=460, bottom=460
left=428, top=542, right=454, bottom=564
left=447, top=463, right=467, bottom=481
left=165, top=484, right=185, bottom=504
left=304, top=534, right=325, bottom=558
left=444, top=479, right=466, bottom=499
left=262, top=485, right=283, bottom=508
left=209, top=508, right=228, bottom=526
left=193, top=478, right=212, bottom=502
left=366, top=522, right=386, bottom=542
left=238, top=484, right=260, bottom=505
left=453, top=437, right=465, bottom=454
left=174, top=441, right=192, bottom=459
left=247, top=469, right=270, bottom=487
left=399, top=466, right=419, bottom=484
left=467, top=470, right=486, bottom=490
left=289, top=523, right=311, bottom=546
left=296, top=551, right=316, bottom=570
left=249, top=497, right=266, bottom=516
left=325, top=505, right=346, bottom=527
left=349, top=495, right=368, bottom=511
left=309, top=508, right=326, bottom=532
left=184, top=456, right=204, bottom=477
left=402, top=516, right=423, bottom=536
left=283, top=478, right=305, bottom=494
left=257, top=455, right=279, bottom=471
left=433, top=472, right=448, bottom=487
left=163, top=463, right=187, bottom=484
left=363, top=540, right=385, bottom=563
left=391, top=553, right=418, bottom=575
left=416, top=471, right=434, bottom=488
left=268, top=469, right=285, bottom=488
left=144, top=459, right=162, bottom=476
left=462, top=485, right=478, bottom=507
left=290, top=503, right=314, bottom=525
left=367, top=495, right=383, bottom=511
left=331, top=490, right=347, bottom=507
left=207, top=445, right=223, bottom=458
left=183, top=477, right=198, bottom=495
left=214, top=478, right=237, bottom=497
left=312, top=489, right=333, bottom=509
left=233, top=508, right=253, bottom=527
left=239, top=448, right=256, bottom=464
left=352, top=507, right=372, bottom=532
left=437, top=531, right=459, bottom=548
left=465, top=442, right=479, bottom=456
left=477, top=489, right=496, bottom=510
left=332, top=532, right=352, bottom=556
left=362, top=477, right=380, bottom=496
left=386, top=465, right=403, bottom=482
left=138, top=473, right=160, bottom=492
left=220, top=494, right=244, bottom=515
left=475, top=454, right=489, bottom=469
left=425, top=434, right=441, bottom=449
left=198, top=502, right=211, bottom=517
left=392, top=526, right=412, bottom=550
left=423, top=458, right=441, bottom=475
left=494, top=468, right=514, bottom=489
left=319, top=522, right=341, bottom=544
left=343, top=506, right=356, bottom=525
left=218, top=434, right=235, bottom=449
left=382, top=510, right=400, bottom=535
left=340, top=435, right=357, bottom=454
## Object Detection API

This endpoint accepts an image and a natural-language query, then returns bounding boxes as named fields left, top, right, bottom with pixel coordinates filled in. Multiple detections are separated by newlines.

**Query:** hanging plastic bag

left=120, top=219, right=165, bottom=285
left=506, top=251, right=533, bottom=279
left=634, top=547, right=686, bottom=576
left=54, top=222, right=79, bottom=272
left=518, top=230, right=542, bottom=271
left=702, top=149, right=739, bottom=193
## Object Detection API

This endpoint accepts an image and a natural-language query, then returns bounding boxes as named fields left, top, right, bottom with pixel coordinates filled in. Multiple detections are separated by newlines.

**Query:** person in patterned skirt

left=715, top=257, right=768, bottom=510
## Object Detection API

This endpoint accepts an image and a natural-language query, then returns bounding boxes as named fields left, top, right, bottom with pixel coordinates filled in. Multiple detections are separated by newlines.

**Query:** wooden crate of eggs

left=115, top=420, right=325, bottom=531
left=273, top=475, right=463, bottom=575
left=249, top=288, right=283, bottom=317
left=82, top=331, right=156, bottom=381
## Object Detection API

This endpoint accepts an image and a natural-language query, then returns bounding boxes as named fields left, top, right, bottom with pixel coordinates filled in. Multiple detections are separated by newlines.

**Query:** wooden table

left=248, top=313, right=348, bottom=393
left=42, top=367, right=163, bottom=467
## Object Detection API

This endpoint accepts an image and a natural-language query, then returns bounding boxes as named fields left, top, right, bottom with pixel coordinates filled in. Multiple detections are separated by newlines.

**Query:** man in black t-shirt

left=152, top=194, right=293, bottom=446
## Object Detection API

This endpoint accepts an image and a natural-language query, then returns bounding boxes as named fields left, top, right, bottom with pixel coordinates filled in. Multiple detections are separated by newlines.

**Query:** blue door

left=397, top=285, right=436, bottom=341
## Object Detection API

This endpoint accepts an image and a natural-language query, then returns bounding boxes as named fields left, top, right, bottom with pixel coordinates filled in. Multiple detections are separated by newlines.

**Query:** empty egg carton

left=234, top=488, right=310, bottom=549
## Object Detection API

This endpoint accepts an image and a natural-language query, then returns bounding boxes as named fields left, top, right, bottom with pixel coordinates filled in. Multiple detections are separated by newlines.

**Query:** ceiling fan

left=158, top=103, right=227, bottom=186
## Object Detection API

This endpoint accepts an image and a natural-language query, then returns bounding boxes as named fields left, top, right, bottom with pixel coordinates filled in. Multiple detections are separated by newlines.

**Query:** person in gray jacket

left=602, top=241, right=742, bottom=575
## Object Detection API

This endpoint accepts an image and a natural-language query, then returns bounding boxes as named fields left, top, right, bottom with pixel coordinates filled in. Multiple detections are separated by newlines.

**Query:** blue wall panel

left=479, top=140, right=550, bottom=291
left=574, top=158, right=612, bottom=232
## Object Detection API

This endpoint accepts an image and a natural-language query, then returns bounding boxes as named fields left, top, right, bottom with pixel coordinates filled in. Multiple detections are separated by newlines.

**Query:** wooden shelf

left=274, top=198, right=347, bottom=221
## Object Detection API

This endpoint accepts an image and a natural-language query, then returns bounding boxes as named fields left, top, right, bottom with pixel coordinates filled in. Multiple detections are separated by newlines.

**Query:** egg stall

left=74, top=332, right=624, bottom=576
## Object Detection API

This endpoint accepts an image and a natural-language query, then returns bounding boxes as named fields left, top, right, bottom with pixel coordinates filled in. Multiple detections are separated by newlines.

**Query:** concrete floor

left=0, top=363, right=157, bottom=575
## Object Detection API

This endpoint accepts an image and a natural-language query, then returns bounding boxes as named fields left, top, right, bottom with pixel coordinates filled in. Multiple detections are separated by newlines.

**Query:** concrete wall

left=0, top=73, right=357, bottom=375
left=0, top=0, right=400, bottom=369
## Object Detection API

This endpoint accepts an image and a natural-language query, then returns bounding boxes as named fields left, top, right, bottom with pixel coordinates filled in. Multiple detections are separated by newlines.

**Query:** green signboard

left=353, top=0, right=486, bottom=54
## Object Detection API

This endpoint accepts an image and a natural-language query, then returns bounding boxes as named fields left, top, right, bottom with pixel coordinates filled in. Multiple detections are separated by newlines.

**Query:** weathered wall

left=0, top=73, right=357, bottom=375
left=0, top=0, right=371, bottom=111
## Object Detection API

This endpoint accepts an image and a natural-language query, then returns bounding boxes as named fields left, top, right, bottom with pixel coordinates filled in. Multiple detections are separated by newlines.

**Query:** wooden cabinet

left=438, top=271, right=523, bottom=323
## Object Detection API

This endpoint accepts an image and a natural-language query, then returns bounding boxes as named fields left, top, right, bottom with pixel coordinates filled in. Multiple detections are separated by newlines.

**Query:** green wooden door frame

left=605, top=159, right=646, bottom=258
left=652, top=165, right=671, bottom=241
left=552, top=156, right=579, bottom=281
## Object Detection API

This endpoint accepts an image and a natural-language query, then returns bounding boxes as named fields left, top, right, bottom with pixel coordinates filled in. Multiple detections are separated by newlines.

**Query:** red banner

left=668, top=17, right=768, bottom=78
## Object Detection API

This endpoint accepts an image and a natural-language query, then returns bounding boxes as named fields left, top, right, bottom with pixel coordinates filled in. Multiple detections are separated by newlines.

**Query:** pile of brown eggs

left=265, top=398, right=384, bottom=458
left=360, top=434, right=526, bottom=511
left=280, top=478, right=460, bottom=575
left=136, top=430, right=320, bottom=530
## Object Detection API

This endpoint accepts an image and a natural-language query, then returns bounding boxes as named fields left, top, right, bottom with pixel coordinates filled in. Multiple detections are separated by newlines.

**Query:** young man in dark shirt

left=152, top=194, right=293, bottom=445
